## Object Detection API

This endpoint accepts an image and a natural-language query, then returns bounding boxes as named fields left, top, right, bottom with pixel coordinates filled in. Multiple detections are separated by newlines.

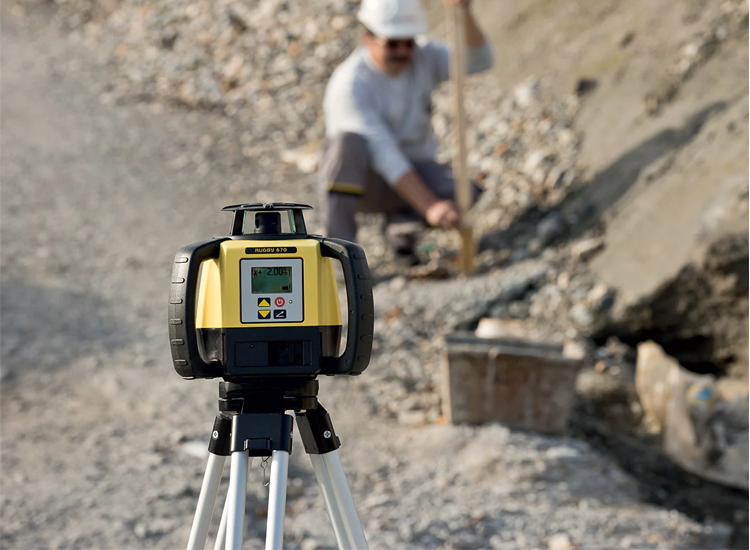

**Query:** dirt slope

left=426, top=0, right=748, bottom=291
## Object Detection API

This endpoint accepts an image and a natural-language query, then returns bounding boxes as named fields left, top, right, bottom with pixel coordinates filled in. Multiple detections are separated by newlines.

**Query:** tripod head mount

left=218, top=379, right=320, bottom=414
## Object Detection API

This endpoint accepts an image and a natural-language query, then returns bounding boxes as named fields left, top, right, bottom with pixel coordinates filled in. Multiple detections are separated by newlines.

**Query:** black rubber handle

left=169, top=238, right=228, bottom=379
left=318, top=237, right=374, bottom=375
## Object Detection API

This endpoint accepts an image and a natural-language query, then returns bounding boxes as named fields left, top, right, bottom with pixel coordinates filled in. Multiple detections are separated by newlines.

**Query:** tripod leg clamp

left=231, top=413, right=293, bottom=457
left=296, top=405, right=341, bottom=455
left=208, top=413, right=233, bottom=456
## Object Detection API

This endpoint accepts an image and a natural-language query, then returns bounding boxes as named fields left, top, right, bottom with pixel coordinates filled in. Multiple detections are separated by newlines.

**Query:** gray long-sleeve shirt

left=323, top=38, right=494, bottom=186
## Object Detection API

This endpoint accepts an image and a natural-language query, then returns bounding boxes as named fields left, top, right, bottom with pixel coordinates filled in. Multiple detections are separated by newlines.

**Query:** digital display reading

left=251, top=266, right=293, bottom=294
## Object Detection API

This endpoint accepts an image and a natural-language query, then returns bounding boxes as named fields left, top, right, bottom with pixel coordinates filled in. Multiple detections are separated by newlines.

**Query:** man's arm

left=424, top=0, right=494, bottom=83
left=449, top=0, right=486, bottom=49
left=344, top=80, right=459, bottom=229
left=394, top=170, right=459, bottom=229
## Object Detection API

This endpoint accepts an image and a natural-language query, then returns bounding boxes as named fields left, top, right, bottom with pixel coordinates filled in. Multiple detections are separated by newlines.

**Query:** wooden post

left=447, top=3, right=474, bottom=274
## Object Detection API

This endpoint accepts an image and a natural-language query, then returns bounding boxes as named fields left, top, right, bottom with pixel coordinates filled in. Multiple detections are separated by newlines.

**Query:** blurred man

left=320, top=0, right=493, bottom=264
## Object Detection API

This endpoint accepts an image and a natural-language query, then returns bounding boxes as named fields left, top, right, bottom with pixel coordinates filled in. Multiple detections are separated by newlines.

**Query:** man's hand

left=426, top=200, right=460, bottom=229
left=393, top=170, right=461, bottom=230
left=443, top=0, right=485, bottom=48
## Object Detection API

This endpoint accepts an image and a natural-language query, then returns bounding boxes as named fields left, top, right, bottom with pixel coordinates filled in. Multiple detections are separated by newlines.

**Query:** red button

left=275, top=297, right=285, bottom=307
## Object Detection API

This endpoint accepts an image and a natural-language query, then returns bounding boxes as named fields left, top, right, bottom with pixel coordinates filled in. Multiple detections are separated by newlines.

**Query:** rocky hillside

left=429, top=0, right=749, bottom=377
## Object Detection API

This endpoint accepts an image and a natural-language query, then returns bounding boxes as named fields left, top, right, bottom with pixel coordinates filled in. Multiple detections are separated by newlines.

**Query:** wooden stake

left=447, top=3, right=474, bottom=274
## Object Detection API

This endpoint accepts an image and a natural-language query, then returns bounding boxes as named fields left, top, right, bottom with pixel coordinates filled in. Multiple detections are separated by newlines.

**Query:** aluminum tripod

left=185, top=381, right=368, bottom=550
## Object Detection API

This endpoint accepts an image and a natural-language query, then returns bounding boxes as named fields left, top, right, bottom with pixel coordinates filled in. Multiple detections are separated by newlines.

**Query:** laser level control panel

left=240, top=258, right=304, bottom=323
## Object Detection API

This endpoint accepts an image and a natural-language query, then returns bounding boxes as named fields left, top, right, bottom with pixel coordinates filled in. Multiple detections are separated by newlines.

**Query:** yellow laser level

left=169, top=203, right=374, bottom=380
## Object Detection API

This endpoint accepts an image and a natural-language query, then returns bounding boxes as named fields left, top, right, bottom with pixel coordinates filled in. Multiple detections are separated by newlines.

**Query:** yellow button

left=258, top=298, right=270, bottom=307
left=258, top=310, right=270, bottom=319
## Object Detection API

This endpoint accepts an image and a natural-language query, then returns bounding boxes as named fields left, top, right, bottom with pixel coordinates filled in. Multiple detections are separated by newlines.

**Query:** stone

left=133, top=523, right=148, bottom=539
left=280, top=139, right=322, bottom=174
left=179, top=440, right=208, bottom=459
left=562, top=340, right=588, bottom=361
left=557, top=271, right=570, bottom=291
left=389, top=276, right=407, bottom=291
left=523, top=149, right=547, bottom=176
left=636, top=342, right=749, bottom=490
left=635, top=341, right=680, bottom=433
left=513, top=79, right=537, bottom=108
left=536, top=211, right=565, bottom=245
left=397, top=409, right=428, bottom=426
left=300, top=538, right=322, bottom=550
left=569, top=303, right=594, bottom=328
left=586, top=283, right=615, bottom=311
left=571, top=237, right=605, bottom=261
left=548, top=532, right=575, bottom=549
left=475, top=318, right=529, bottom=339
left=575, top=78, right=598, bottom=97
left=544, top=166, right=564, bottom=189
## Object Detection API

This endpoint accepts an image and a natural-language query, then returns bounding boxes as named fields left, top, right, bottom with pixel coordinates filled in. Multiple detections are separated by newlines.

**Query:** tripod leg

left=226, top=450, right=249, bottom=550
left=309, top=454, right=349, bottom=549
left=213, top=489, right=229, bottom=550
left=214, top=458, right=254, bottom=550
left=296, top=406, right=368, bottom=549
left=187, top=453, right=226, bottom=550
left=320, top=450, right=368, bottom=550
left=265, top=450, right=290, bottom=550
left=224, top=410, right=293, bottom=550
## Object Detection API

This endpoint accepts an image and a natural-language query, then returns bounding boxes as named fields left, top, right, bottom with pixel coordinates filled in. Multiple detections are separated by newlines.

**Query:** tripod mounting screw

left=212, top=430, right=220, bottom=439
left=323, top=430, right=332, bottom=439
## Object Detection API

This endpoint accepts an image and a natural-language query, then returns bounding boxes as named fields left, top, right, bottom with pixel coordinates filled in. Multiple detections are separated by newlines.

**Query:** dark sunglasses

left=374, top=36, right=416, bottom=50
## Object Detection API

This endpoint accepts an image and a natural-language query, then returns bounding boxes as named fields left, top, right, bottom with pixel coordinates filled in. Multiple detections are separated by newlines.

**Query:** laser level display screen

left=251, top=266, right=293, bottom=294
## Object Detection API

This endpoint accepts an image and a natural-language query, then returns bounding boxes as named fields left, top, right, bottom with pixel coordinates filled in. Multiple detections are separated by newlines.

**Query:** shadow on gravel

left=571, top=415, right=749, bottom=549
left=0, top=281, right=134, bottom=381
left=478, top=101, right=729, bottom=254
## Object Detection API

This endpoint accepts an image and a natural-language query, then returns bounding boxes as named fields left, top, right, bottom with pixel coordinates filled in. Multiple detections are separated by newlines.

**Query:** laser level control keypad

left=240, top=258, right=303, bottom=323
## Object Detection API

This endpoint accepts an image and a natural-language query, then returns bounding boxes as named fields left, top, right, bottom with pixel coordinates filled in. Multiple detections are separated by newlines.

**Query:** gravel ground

left=0, top=3, right=736, bottom=550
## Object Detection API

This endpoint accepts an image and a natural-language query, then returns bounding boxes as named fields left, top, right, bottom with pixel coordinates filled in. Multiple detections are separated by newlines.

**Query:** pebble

left=300, top=539, right=323, bottom=550
left=536, top=211, right=565, bottom=245
left=563, top=340, right=588, bottom=361
left=587, top=283, right=616, bottom=311
left=513, top=79, right=537, bottom=108
left=571, top=237, right=605, bottom=261
left=548, top=532, right=575, bottom=549
left=570, top=303, right=595, bottom=328
left=179, top=440, right=208, bottom=459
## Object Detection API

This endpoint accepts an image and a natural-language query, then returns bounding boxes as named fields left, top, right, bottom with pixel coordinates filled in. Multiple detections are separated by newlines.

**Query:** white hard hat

left=357, top=0, right=428, bottom=38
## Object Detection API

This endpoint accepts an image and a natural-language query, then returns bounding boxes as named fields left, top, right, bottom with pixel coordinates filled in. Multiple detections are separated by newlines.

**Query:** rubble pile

left=45, top=0, right=360, bottom=148
left=646, top=0, right=750, bottom=115
left=35, top=0, right=596, bottom=281
left=432, top=78, right=583, bottom=238
left=38, top=0, right=587, bottom=219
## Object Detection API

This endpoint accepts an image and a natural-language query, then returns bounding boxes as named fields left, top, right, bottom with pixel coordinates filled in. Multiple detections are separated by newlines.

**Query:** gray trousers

left=318, top=132, right=456, bottom=247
